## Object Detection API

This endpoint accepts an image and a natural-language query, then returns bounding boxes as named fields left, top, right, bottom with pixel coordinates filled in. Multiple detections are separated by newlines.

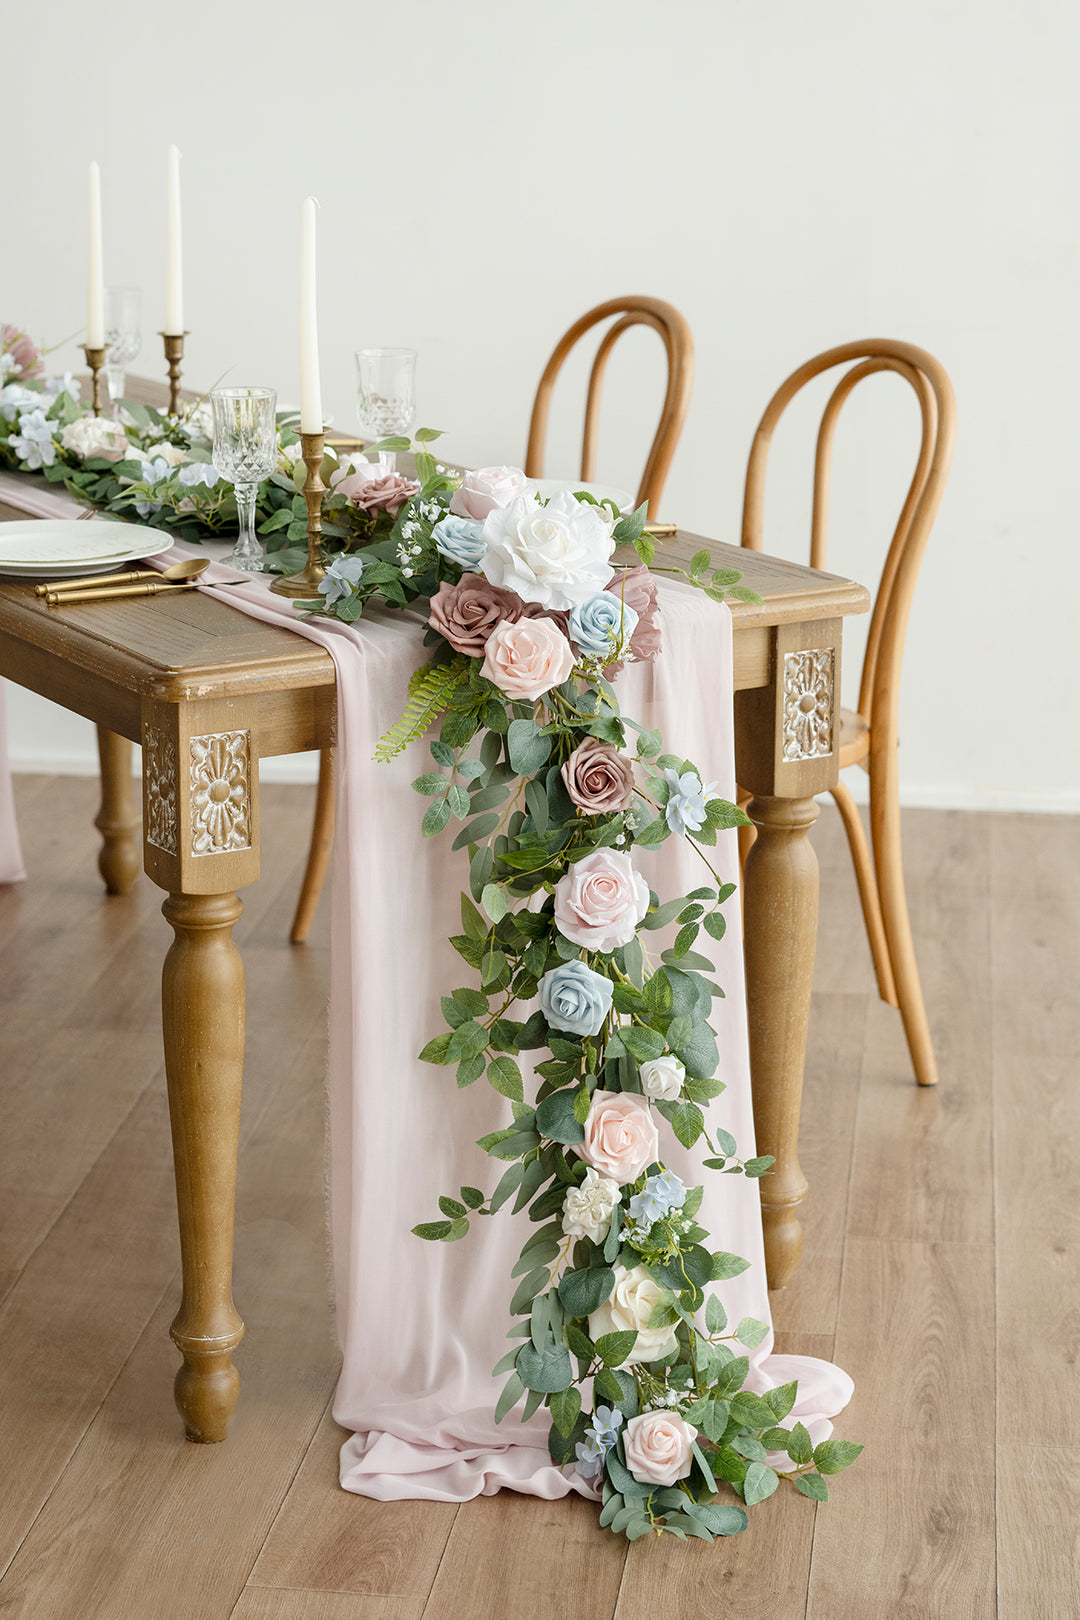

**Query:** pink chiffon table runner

left=0, top=478, right=854, bottom=1499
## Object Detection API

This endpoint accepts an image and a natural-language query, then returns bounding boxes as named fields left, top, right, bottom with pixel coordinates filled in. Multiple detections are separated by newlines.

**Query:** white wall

left=5, top=0, right=1079, bottom=806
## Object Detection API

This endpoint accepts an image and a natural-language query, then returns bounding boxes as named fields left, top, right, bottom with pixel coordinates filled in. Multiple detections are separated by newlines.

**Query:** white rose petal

left=480, top=489, right=615, bottom=610
left=561, top=1167, right=621, bottom=1242
left=639, top=1054, right=686, bottom=1102
left=588, top=1261, right=680, bottom=1366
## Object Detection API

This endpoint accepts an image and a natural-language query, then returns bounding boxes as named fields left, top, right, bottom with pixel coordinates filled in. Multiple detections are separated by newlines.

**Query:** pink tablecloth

left=0, top=477, right=853, bottom=1500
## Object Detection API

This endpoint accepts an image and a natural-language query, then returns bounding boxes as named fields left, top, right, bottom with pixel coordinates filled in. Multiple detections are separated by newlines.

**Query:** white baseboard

left=7, top=751, right=1077, bottom=812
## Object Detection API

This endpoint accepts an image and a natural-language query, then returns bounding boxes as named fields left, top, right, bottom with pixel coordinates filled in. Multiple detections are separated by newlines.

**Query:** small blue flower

left=586, top=1405, right=624, bottom=1450
left=663, top=769, right=718, bottom=836
left=129, top=456, right=173, bottom=517
left=568, top=591, right=639, bottom=659
left=0, top=384, right=43, bottom=423
left=574, top=1437, right=604, bottom=1477
left=318, top=553, right=368, bottom=606
left=432, top=514, right=487, bottom=570
left=10, top=408, right=57, bottom=470
left=628, top=1170, right=687, bottom=1231
left=537, top=960, right=614, bottom=1037
left=177, top=461, right=220, bottom=489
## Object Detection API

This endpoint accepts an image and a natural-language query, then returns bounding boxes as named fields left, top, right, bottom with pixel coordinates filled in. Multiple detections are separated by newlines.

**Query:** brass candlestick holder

left=83, top=346, right=106, bottom=416
left=270, top=430, right=328, bottom=598
left=160, top=331, right=189, bottom=415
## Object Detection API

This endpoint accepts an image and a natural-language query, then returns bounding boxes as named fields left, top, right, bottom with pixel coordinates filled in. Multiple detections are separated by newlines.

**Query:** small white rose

left=562, top=1167, right=621, bottom=1242
left=588, top=1261, right=679, bottom=1366
left=639, top=1054, right=686, bottom=1102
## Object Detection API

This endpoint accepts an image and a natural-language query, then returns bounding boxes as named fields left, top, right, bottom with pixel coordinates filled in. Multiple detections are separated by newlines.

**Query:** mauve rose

left=554, top=849, right=649, bottom=953
left=2, top=324, right=41, bottom=380
left=450, top=465, right=533, bottom=521
left=562, top=737, right=635, bottom=815
left=604, top=564, right=662, bottom=673
left=331, top=461, right=419, bottom=516
left=428, top=576, right=526, bottom=658
left=576, top=1090, right=659, bottom=1184
left=624, top=1411, right=696, bottom=1485
left=481, top=616, right=575, bottom=700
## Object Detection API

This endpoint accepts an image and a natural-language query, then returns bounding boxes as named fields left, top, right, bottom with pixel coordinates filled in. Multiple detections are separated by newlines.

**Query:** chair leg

left=829, top=777, right=897, bottom=1006
left=289, top=748, right=334, bottom=945
left=869, top=747, right=938, bottom=1086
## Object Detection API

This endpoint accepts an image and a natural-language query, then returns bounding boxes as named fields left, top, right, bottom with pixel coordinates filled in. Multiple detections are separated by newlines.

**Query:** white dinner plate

left=0, top=519, right=171, bottom=580
left=532, top=479, right=636, bottom=513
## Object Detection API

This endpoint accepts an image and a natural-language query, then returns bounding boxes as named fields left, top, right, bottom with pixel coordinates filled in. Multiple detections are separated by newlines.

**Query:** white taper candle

left=165, top=145, right=184, bottom=335
left=299, top=197, right=323, bottom=434
left=87, top=161, right=105, bottom=349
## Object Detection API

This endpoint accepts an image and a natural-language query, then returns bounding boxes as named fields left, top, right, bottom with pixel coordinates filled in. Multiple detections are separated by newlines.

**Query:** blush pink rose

left=450, top=465, right=533, bottom=521
left=2, top=324, right=41, bottom=380
left=624, top=1411, right=696, bottom=1486
left=575, top=1090, right=659, bottom=1184
left=561, top=737, right=635, bottom=814
left=481, top=616, right=575, bottom=700
left=428, top=576, right=527, bottom=658
left=554, top=849, right=648, bottom=952
left=330, top=460, right=419, bottom=516
left=604, top=564, right=662, bottom=673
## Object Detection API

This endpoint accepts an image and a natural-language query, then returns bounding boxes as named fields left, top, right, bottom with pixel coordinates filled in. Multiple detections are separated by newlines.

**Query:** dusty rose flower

left=450, top=465, right=533, bottom=521
left=2, top=324, right=41, bottom=381
left=576, top=1090, right=659, bottom=1184
left=604, top=564, right=662, bottom=673
left=624, top=1411, right=696, bottom=1484
left=427, top=576, right=527, bottom=658
left=554, top=849, right=648, bottom=952
left=481, top=616, right=575, bottom=700
left=562, top=737, right=635, bottom=814
left=331, top=460, right=419, bottom=516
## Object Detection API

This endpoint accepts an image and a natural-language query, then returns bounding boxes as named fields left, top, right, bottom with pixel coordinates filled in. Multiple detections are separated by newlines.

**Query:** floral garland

left=302, top=451, right=863, bottom=1543
left=2, top=324, right=861, bottom=1537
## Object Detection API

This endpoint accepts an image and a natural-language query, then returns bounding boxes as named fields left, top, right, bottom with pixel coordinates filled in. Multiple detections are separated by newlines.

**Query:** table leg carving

left=94, top=726, right=140, bottom=895
left=161, top=890, right=246, bottom=1442
left=742, top=793, right=819, bottom=1290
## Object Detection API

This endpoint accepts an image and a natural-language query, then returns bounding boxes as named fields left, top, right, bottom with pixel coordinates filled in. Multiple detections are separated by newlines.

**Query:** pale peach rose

left=450, top=465, right=533, bottom=521
left=575, top=1090, right=658, bottom=1184
left=624, top=1410, right=696, bottom=1485
left=587, top=1262, right=679, bottom=1365
left=554, top=849, right=649, bottom=953
left=480, top=616, right=575, bottom=700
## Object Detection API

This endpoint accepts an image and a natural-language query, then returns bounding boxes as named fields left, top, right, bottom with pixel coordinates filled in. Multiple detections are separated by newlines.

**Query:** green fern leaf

left=374, top=658, right=466, bottom=763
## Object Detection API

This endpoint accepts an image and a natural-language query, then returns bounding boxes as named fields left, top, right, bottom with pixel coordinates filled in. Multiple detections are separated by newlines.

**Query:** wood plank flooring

left=0, top=775, right=1076, bottom=1618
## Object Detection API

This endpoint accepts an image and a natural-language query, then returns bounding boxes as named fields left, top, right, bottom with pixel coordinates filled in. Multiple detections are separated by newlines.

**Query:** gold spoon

left=35, top=556, right=211, bottom=597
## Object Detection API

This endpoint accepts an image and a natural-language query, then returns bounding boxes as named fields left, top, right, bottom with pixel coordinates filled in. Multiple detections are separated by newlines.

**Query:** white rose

left=59, top=415, right=131, bottom=462
left=588, top=1262, right=679, bottom=1366
left=561, top=1167, right=621, bottom=1242
left=151, top=438, right=188, bottom=467
left=480, top=489, right=615, bottom=609
left=639, top=1054, right=686, bottom=1102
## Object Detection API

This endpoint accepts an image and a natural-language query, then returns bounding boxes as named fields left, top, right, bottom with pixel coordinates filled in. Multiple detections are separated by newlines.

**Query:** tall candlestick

left=165, top=145, right=184, bottom=335
left=299, top=197, right=323, bottom=433
left=87, top=162, right=105, bottom=350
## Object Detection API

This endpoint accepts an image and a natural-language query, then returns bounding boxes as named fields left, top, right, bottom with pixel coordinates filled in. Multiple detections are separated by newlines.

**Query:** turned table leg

left=162, top=891, right=246, bottom=1441
left=742, top=794, right=819, bottom=1289
left=95, top=726, right=140, bottom=894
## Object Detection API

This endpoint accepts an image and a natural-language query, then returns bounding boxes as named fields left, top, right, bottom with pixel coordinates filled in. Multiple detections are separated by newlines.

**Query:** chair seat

left=838, top=706, right=870, bottom=770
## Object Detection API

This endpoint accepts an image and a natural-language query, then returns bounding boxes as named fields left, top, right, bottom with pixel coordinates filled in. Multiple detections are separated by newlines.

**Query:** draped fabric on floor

left=0, top=478, right=854, bottom=1500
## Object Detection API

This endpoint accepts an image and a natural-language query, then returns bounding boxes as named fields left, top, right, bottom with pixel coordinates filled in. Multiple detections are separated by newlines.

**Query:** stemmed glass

left=103, top=287, right=141, bottom=419
left=210, top=387, right=278, bottom=571
left=354, top=347, right=416, bottom=472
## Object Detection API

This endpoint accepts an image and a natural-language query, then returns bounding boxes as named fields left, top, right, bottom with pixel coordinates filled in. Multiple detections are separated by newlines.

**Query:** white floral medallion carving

left=144, top=725, right=178, bottom=854
left=189, top=730, right=252, bottom=856
left=782, top=648, right=834, bottom=762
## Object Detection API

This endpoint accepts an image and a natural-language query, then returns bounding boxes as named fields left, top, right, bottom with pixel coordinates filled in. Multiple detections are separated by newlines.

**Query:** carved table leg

left=95, top=726, right=140, bottom=894
left=742, top=794, right=819, bottom=1289
left=161, top=890, right=246, bottom=1442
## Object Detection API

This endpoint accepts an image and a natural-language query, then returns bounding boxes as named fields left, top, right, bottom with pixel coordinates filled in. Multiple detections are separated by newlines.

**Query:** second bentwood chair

left=740, top=338, right=956, bottom=1087
left=288, top=296, right=695, bottom=944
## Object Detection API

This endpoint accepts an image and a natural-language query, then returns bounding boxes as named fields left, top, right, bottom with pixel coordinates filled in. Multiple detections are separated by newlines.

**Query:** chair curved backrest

left=524, top=296, right=694, bottom=519
left=741, top=338, right=956, bottom=742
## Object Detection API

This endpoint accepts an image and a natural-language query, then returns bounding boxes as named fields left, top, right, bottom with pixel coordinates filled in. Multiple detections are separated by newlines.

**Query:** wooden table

left=0, top=508, right=868, bottom=1443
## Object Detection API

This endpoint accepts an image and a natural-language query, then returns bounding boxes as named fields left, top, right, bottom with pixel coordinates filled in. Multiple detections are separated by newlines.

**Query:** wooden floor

left=0, top=776, right=1076, bottom=1619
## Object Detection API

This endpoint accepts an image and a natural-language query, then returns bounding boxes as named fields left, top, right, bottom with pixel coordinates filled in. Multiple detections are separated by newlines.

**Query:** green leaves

left=535, top=1089, right=586, bottom=1145
left=507, top=718, right=552, bottom=776
left=548, top=1385, right=582, bottom=1438
left=488, top=1055, right=524, bottom=1101
left=796, top=1472, right=829, bottom=1502
left=558, top=1266, right=615, bottom=1319
left=594, top=1330, right=637, bottom=1367
left=516, top=1340, right=573, bottom=1394
left=812, top=1440, right=864, bottom=1474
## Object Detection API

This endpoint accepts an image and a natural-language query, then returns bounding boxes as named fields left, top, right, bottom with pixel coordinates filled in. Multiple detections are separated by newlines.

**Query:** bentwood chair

left=288, top=297, right=695, bottom=944
left=739, top=339, right=956, bottom=1087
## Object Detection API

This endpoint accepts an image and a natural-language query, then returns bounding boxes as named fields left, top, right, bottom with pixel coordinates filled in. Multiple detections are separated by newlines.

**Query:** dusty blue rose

left=538, top=960, right=613, bottom=1036
left=433, top=514, right=488, bottom=570
left=568, top=591, right=639, bottom=658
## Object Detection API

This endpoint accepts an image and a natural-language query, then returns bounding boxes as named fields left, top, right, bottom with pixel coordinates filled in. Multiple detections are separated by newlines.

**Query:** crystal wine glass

left=354, top=347, right=416, bottom=472
left=103, top=286, right=142, bottom=419
left=210, top=387, right=278, bottom=571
